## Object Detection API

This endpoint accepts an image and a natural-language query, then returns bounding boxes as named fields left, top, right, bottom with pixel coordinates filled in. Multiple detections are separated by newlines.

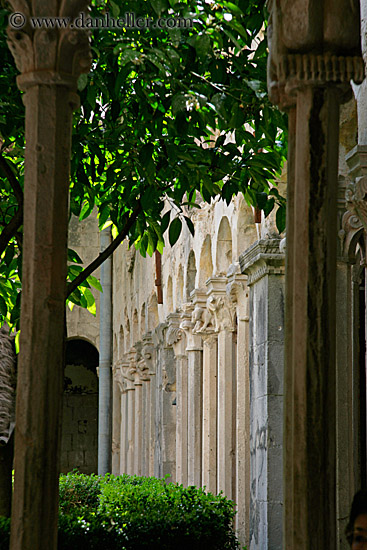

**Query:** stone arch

left=186, top=250, right=196, bottom=300
left=199, top=235, right=213, bottom=287
left=216, top=217, right=232, bottom=275
left=61, top=338, right=99, bottom=474
left=236, top=197, right=257, bottom=255
left=166, top=276, right=173, bottom=312
left=148, top=294, right=159, bottom=331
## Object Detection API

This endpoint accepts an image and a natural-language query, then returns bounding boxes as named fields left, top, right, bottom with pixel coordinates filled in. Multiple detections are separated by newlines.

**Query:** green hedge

left=0, top=473, right=242, bottom=549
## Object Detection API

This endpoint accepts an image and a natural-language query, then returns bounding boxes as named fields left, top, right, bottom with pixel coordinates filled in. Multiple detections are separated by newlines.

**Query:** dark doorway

left=61, top=339, right=99, bottom=474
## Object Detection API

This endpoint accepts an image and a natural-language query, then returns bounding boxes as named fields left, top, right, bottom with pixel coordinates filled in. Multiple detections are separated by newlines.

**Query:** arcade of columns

left=6, top=0, right=367, bottom=549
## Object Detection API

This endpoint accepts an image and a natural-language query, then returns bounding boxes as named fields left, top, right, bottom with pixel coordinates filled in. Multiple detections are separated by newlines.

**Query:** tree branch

left=0, top=155, right=23, bottom=206
left=66, top=203, right=141, bottom=298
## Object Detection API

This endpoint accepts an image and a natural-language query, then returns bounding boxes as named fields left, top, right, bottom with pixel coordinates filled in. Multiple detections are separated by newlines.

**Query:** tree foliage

left=0, top=0, right=287, bottom=330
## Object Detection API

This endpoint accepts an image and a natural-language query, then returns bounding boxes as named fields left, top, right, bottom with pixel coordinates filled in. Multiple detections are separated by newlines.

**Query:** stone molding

left=239, top=239, right=285, bottom=286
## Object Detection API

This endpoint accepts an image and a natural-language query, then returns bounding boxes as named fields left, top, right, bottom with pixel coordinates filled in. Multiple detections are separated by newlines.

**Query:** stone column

left=267, top=3, right=363, bottom=548
left=205, top=278, right=235, bottom=499
left=167, top=313, right=188, bottom=486
left=227, top=270, right=250, bottom=545
left=240, top=239, right=285, bottom=550
left=141, top=334, right=155, bottom=477
left=6, top=4, right=91, bottom=549
left=133, top=345, right=143, bottom=477
left=200, top=330, right=217, bottom=494
left=336, top=146, right=367, bottom=546
left=124, top=352, right=136, bottom=475
left=152, top=324, right=166, bottom=478
left=111, top=364, right=122, bottom=475
left=119, top=377, right=128, bottom=474
left=180, top=298, right=204, bottom=487
left=117, top=356, right=130, bottom=474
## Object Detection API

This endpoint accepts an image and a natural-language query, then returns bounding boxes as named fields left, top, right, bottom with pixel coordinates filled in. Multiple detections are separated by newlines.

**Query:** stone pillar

left=227, top=270, right=250, bottom=545
left=200, top=330, right=217, bottom=494
left=152, top=324, right=166, bottom=478
left=162, top=325, right=177, bottom=482
left=111, top=364, right=122, bottom=475
left=267, top=3, right=362, bottom=548
left=336, top=146, right=367, bottom=547
left=167, top=313, right=188, bottom=486
left=180, top=297, right=204, bottom=487
left=141, top=334, right=155, bottom=477
left=206, top=279, right=235, bottom=499
left=240, top=239, right=285, bottom=550
left=133, top=345, right=143, bottom=477
left=119, top=380, right=128, bottom=474
left=6, top=5, right=91, bottom=549
left=124, top=352, right=136, bottom=475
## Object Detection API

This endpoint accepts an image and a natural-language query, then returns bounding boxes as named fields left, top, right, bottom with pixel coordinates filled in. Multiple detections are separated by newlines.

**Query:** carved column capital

left=267, top=0, right=363, bottom=109
left=340, top=146, right=367, bottom=260
left=166, top=312, right=187, bottom=358
left=180, top=308, right=203, bottom=351
left=7, top=0, right=92, bottom=94
left=205, top=278, right=236, bottom=332
left=141, top=333, right=155, bottom=377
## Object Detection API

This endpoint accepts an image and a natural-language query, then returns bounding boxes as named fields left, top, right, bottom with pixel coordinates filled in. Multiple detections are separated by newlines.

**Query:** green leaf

left=168, top=217, right=182, bottom=247
left=68, top=248, right=83, bottom=264
left=184, top=216, right=195, bottom=237
left=276, top=205, right=286, bottom=234
left=161, top=210, right=171, bottom=234
left=87, top=275, right=103, bottom=293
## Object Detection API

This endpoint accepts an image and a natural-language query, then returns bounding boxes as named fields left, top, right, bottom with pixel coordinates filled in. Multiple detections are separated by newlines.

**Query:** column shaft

left=176, top=354, right=189, bottom=485
left=284, top=87, right=339, bottom=548
left=126, top=388, right=135, bottom=475
left=187, top=347, right=203, bottom=486
left=202, top=334, right=217, bottom=493
left=120, top=391, right=127, bottom=473
left=217, top=330, right=234, bottom=498
left=10, top=84, right=73, bottom=550
left=134, top=383, right=142, bottom=475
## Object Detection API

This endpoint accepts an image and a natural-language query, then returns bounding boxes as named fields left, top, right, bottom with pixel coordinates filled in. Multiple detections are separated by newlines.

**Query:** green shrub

left=1, top=473, right=241, bottom=549
left=0, top=516, right=10, bottom=550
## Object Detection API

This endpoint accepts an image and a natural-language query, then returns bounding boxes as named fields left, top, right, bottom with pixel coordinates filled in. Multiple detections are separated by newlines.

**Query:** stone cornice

left=239, top=239, right=285, bottom=286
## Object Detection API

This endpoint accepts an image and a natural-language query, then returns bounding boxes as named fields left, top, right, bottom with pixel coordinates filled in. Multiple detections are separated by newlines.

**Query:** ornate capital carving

left=341, top=145, right=367, bottom=259
left=142, top=334, right=155, bottom=376
left=267, top=0, right=363, bottom=108
left=7, top=0, right=92, bottom=91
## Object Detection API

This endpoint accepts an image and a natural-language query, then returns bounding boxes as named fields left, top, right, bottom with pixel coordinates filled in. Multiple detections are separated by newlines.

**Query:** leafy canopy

left=0, top=0, right=287, bottom=330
